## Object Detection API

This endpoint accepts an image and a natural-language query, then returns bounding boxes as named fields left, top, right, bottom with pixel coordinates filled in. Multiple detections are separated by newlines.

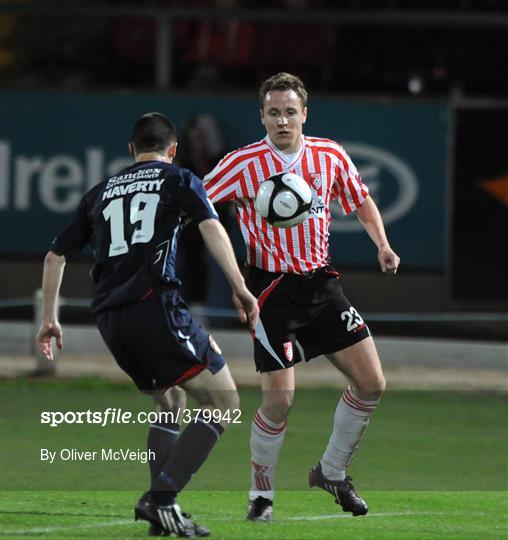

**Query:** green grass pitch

left=1, top=379, right=507, bottom=538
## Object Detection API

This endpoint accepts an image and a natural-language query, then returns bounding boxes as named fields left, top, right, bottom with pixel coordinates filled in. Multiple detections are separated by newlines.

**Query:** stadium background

left=0, top=2, right=507, bottom=539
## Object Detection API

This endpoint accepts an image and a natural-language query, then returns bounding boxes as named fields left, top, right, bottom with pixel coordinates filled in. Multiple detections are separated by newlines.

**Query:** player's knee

left=356, top=374, right=386, bottom=400
left=261, top=391, right=294, bottom=423
left=372, top=375, right=386, bottom=398
left=223, top=388, right=240, bottom=414
left=205, top=389, right=240, bottom=430
left=209, top=388, right=240, bottom=415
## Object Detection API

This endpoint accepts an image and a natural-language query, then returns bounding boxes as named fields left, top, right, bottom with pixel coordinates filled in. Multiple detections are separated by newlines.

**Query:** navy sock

left=150, top=411, right=225, bottom=494
left=147, top=421, right=180, bottom=483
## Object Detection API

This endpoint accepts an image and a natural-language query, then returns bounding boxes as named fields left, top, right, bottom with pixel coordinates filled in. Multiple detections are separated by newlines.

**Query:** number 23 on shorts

left=340, top=307, right=366, bottom=333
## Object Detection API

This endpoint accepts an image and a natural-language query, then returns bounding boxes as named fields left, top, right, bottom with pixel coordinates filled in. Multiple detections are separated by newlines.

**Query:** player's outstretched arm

left=36, top=251, right=66, bottom=360
left=198, top=219, right=259, bottom=330
left=356, top=196, right=400, bottom=274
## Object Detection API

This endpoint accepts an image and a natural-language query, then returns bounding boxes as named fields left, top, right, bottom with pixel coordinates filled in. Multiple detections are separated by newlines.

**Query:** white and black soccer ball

left=255, top=173, right=312, bottom=228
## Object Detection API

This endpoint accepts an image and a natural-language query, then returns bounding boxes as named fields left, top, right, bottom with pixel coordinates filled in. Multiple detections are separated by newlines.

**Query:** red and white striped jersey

left=204, top=135, right=369, bottom=274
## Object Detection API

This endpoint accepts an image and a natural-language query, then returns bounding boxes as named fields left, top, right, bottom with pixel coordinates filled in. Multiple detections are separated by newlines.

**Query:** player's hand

left=378, top=245, right=400, bottom=274
left=232, top=287, right=259, bottom=331
left=36, top=320, right=63, bottom=361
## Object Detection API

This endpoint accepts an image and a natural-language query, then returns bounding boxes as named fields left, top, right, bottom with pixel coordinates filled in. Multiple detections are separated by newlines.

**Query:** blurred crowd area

left=1, top=0, right=507, bottom=97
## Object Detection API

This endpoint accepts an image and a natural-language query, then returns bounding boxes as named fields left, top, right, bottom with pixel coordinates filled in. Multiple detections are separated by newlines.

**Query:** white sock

left=321, top=385, right=379, bottom=481
left=249, top=408, right=287, bottom=501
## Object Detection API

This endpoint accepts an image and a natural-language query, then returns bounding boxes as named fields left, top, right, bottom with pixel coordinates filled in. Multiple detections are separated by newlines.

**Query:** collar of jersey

left=265, top=135, right=306, bottom=170
left=132, top=159, right=166, bottom=169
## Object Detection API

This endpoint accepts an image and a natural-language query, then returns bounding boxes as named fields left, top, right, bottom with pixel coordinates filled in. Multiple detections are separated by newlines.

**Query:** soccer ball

left=255, top=173, right=312, bottom=228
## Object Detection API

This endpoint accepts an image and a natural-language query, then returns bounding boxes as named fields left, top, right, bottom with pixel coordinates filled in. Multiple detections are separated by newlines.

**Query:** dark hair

left=131, top=112, right=177, bottom=154
left=259, top=72, right=308, bottom=109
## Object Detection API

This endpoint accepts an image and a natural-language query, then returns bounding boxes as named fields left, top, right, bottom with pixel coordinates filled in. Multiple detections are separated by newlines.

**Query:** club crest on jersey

left=283, top=341, right=293, bottom=362
left=310, top=174, right=322, bottom=190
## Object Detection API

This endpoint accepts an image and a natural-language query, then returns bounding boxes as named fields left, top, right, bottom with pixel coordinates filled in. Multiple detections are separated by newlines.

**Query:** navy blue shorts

left=246, top=265, right=371, bottom=373
left=96, top=288, right=225, bottom=391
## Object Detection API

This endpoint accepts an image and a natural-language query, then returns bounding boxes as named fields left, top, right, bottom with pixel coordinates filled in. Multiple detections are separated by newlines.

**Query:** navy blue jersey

left=51, top=160, right=218, bottom=314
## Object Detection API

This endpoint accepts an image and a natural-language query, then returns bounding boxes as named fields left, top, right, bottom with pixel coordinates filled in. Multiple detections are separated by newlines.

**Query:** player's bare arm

left=36, top=251, right=66, bottom=360
left=198, top=218, right=259, bottom=329
left=356, top=195, right=400, bottom=274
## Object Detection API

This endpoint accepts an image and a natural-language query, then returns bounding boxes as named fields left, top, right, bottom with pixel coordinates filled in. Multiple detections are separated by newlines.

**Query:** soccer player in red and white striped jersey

left=204, top=73, right=400, bottom=521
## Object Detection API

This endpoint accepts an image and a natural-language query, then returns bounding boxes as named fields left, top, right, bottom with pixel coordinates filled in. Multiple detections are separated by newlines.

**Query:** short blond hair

left=259, top=72, right=308, bottom=109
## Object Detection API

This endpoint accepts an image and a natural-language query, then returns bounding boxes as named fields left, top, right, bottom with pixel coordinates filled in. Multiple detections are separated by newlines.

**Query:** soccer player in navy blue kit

left=36, top=113, right=259, bottom=537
